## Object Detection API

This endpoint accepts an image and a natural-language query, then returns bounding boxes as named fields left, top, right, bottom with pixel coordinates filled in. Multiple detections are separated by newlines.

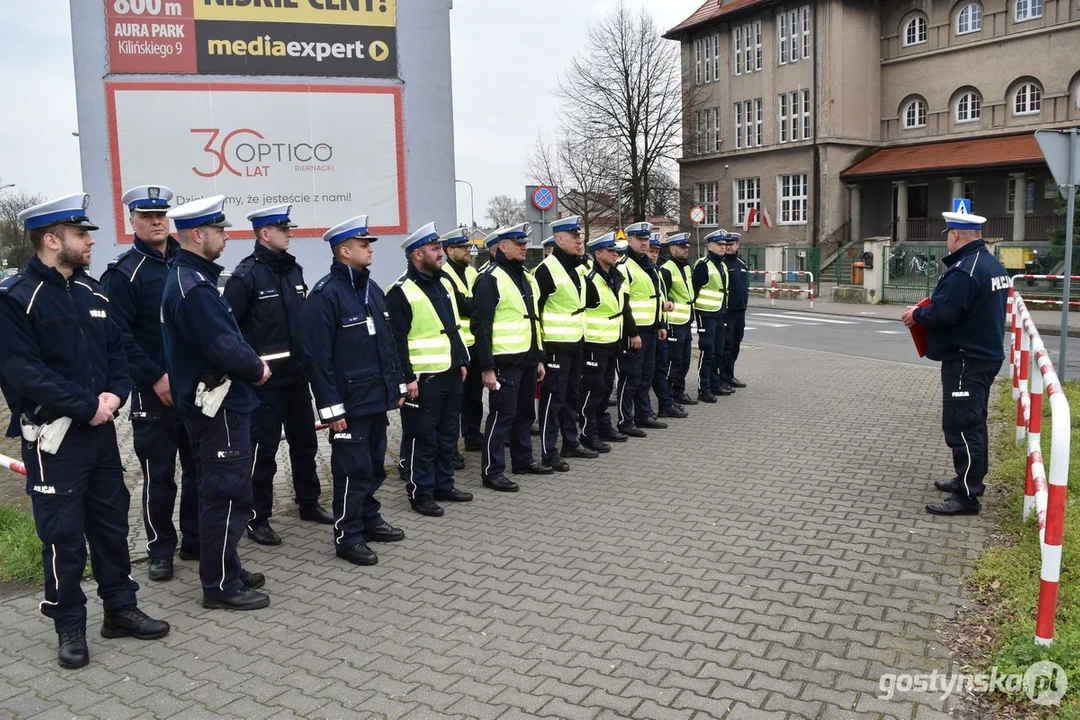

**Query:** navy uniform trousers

left=24, top=423, right=139, bottom=632
left=720, top=310, right=747, bottom=382
left=401, top=371, right=463, bottom=501
left=697, top=313, right=727, bottom=394
left=130, top=389, right=198, bottom=559
left=667, top=322, right=693, bottom=399
left=652, top=331, right=674, bottom=412
left=249, top=382, right=321, bottom=526
left=539, top=346, right=583, bottom=460
left=481, top=364, right=538, bottom=480
left=941, top=358, right=1001, bottom=505
left=329, top=413, right=389, bottom=547
left=578, top=348, right=615, bottom=444
left=461, top=356, right=484, bottom=446
left=617, top=330, right=657, bottom=426
left=183, top=409, right=253, bottom=601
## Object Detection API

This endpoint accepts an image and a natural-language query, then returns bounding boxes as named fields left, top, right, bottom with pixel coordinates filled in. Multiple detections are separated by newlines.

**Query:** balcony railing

left=905, top=215, right=1063, bottom=241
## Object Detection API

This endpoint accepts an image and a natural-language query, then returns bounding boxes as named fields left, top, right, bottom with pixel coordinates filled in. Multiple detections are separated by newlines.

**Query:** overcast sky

left=0, top=0, right=702, bottom=226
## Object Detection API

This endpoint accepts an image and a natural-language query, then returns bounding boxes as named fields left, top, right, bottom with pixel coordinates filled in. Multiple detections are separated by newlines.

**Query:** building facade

left=665, top=0, right=1080, bottom=248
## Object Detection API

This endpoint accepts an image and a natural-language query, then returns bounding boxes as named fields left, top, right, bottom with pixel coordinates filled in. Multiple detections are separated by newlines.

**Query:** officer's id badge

left=366, top=316, right=376, bottom=335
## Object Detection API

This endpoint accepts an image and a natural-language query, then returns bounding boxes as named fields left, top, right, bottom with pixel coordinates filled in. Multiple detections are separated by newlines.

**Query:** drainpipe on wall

left=811, top=0, right=821, bottom=247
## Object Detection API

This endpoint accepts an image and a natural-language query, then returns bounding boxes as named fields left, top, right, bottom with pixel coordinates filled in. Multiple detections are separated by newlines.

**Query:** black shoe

left=202, top=587, right=271, bottom=610
left=677, top=393, right=699, bottom=406
left=57, top=629, right=89, bottom=669
left=453, top=450, right=466, bottom=470
left=464, top=439, right=483, bottom=452
left=241, top=569, right=266, bottom=590
left=542, top=454, right=570, bottom=473
left=727, top=378, right=747, bottom=388
left=580, top=438, right=611, bottom=454
left=177, top=546, right=200, bottom=561
left=435, top=488, right=474, bottom=502
left=657, top=406, right=688, bottom=419
left=638, top=417, right=669, bottom=430
left=364, top=521, right=407, bottom=541
left=563, top=444, right=600, bottom=459
left=926, top=498, right=981, bottom=516
left=715, top=385, right=734, bottom=396
left=298, top=503, right=335, bottom=525
left=101, top=605, right=170, bottom=640
left=147, top=557, right=173, bottom=582
left=483, top=476, right=520, bottom=492
left=411, top=499, right=445, bottom=517
left=934, top=479, right=984, bottom=497
left=514, top=461, right=554, bottom=475
left=598, top=429, right=629, bottom=443
left=617, top=423, right=647, bottom=438
left=697, top=393, right=718, bottom=404
left=335, top=542, right=378, bottom=566
left=246, top=522, right=282, bottom=546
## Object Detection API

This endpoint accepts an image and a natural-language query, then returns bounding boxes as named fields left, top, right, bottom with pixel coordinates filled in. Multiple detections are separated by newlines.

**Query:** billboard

left=105, top=0, right=397, bottom=77
left=105, top=82, right=407, bottom=241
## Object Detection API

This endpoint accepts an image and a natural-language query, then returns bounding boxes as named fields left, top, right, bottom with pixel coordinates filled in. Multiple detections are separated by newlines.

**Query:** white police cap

left=490, top=223, right=531, bottom=246
left=664, top=232, right=691, bottom=246
left=18, top=193, right=99, bottom=231
left=550, top=215, right=582, bottom=234
left=624, top=221, right=653, bottom=237
left=440, top=226, right=470, bottom=247
left=121, top=185, right=174, bottom=212
left=323, top=214, right=374, bottom=247
left=246, top=203, right=297, bottom=229
left=649, top=232, right=662, bottom=247
left=704, top=228, right=729, bottom=243
left=587, top=232, right=626, bottom=251
left=167, top=195, right=232, bottom=230
left=542, top=236, right=556, bottom=248
left=942, top=198, right=986, bottom=230
left=402, top=222, right=440, bottom=253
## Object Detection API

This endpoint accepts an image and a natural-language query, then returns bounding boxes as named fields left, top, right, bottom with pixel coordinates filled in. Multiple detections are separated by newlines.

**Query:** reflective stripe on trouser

left=25, top=423, right=138, bottom=632
left=329, top=413, right=389, bottom=547
left=482, top=364, right=537, bottom=480
left=461, top=355, right=484, bottom=445
left=697, top=313, right=726, bottom=394
left=540, top=346, right=584, bottom=458
left=633, top=331, right=659, bottom=424
left=941, top=358, right=1002, bottom=503
left=249, top=383, right=321, bottom=523
left=401, top=372, right=463, bottom=500
left=652, top=330, right=675, bottom=412
left=667, top=323, right=693, bottom=399
left=133, top=405, right=198, bottom=558
left=720, top=310, right=746, bottom=381
left=616, top=332, right=657, bottom=426
left=578, top=349, right=613, bottom=444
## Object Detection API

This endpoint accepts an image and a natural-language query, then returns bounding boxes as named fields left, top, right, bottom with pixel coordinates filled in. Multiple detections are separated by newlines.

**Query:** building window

left=1013, top=82, right=1041, bottom=115
left=755, top=21, right=764, bottom=71
left=734, top=102, right=743, bottom=149
left=955, top=91, right=981, bottom=123
left=957, top=3, right=982, bottom=34
left=799, top=89, right=811, bottom=140
left=778, top=12, right=788, bottom=64
left=696, top=182, right=718, bottom=226
left=734, top=22, right=762, bottom=75
left=1007, top=178, right=1036, bottom=214
left=752, top=98, right=763, bottom=147
left=695, top=35, right=721, bottom=84
left=711, top=35, right=720, bottom=81
left=713, top=107, right=722, bottom=151
left=903, top=15, right=927, bottom=46
left=694, top=108, right=722, bottom=154
left=778, top=174, right=809, bottom=225
left=1015, top=0, right=1043, bottom=22
left=778, top=93, right=789, bottom=143
left=777, top=89, right=811, bottom=143
left=902, top=98, right=927, bottom=129
left=964, top=181, right=976, bottom=204
left=734, top=178, right=761, bottom=226
left=703, top=36, right=713, bottom=83
left=801, top=6, right=811, bottom=58
left=733, top=26, right=743, bottom=75
left=694, top=39, right=702, bottom=85
left=734, top=99, right=763, bottom=149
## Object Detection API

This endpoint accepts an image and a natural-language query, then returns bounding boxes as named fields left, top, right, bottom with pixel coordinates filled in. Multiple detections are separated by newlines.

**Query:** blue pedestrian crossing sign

left=953, top=198, right=971, bottom=214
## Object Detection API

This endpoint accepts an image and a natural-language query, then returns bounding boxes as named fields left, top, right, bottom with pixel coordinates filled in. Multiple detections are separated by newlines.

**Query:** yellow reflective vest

left=583, top=267, right=625, bottom=345
left=661, top=259, right=693, bottom=326
left=538, top=254, right=586, bottom=343
left=394, top=277, right=466, bottom=375
left=621, top=254, right=660, bottom=327
left=489, top=265, right=543, bottom=356
left=440, top=263, right=478, bottom=347
left=694, top=256, right=728, bottom=313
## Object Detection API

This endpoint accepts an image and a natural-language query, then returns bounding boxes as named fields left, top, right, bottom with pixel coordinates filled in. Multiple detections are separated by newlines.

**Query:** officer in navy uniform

left=693, top=230, right=733, bottom=402
left=659, top=232, right=698, bottom=407
left=719, top=232, right=750, bottom=388
left=439, top=227, right=481, bottom=461
left=647, top=232, right=686, bottom=419
left=298, top=215, right=408, bottom=566
left=0, top=194, right=170, bottom=669
left=902, top=201, right=1009, bottom=516
left=542, top=236, right=555, bottom=258
left=161, top=195, right=272, bottom=611
left=386, top=223, right=473, bottom=517
left=471, top=224, right=552, bottom=492
left=224, top=204, right=333, bottom=547
left=101, top=185, right=197, bottom=583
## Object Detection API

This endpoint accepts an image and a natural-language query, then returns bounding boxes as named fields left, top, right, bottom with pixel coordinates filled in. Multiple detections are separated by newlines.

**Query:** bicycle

left=909, top=253, right=939, bottom=278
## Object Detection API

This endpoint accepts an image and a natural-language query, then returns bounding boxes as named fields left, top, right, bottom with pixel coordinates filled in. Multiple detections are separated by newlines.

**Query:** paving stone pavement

left=0, top=340, right=990, bottom=720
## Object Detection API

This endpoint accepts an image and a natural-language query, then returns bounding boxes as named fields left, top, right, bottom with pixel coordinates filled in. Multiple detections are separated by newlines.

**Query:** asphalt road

left=742, top=308, right=1080, bottom=379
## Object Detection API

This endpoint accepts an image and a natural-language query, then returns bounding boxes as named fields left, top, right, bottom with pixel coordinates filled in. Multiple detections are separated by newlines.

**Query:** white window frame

left=734, top=178, right=761, bottom=226
left=696, top=182, right=719, bottom=226
left=801, top=6, right=811, bottom=58
left=778, top=12, right=788, bottom=64
left=734, top=102, right=744, bottom=149
left=777, top=173, right=809, bottom=225
left=778, top=93, right=790, bottom=143
left=1006, top=177, right=1036, bottom=214
left=733, top=26, right=743, bottom=76
left=800, top=90, right=811, bottom=139
left=903, top=98, right=927, bottom=129
left=713, top=107, right=722, bottom=151
left=695, top=110, right=706, bottom=154
left=956, top=3, right=982, bottom=34
left=754, top=21, right=763, bottom=71
left=752, top=98, right=763, bottom=147
left=711, top=35, right=721, bottom=81
left=693, top=39, right=703, bottom=85
left=789, top=11, right=799, bottom=62
left=903, top=15, right=927, bottom=46
left=1015, top=0, right=1043, bottom=22
left=1013, top=82, right=1041, bottom=115
left=703, top=35, right=713, bottom=83
left=955, top=91, right=981, bottom=123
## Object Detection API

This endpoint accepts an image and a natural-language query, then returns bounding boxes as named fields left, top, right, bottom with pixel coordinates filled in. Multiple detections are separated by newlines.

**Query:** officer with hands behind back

left=439, top=227, right=480, bottom=463
left=660, top=232, right=698, bottom=407
left=0, top=194, right=170, bottom=669
left=720, top=233, right=749, bottom=388
left=693, top=230, right=732, bottom=402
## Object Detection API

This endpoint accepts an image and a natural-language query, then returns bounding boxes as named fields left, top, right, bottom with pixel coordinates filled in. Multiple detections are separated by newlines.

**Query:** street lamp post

left=455, top=179, right=476, bottom=229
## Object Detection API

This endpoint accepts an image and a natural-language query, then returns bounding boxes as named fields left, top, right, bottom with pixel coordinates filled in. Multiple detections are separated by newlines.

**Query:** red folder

left=909, top=297, right=931, bottom=357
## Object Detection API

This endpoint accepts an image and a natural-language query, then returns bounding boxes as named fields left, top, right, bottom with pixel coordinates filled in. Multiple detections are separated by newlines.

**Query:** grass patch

left=965, top=380, right=1080, bottom=717
left=0, top=503, right=41, bottom=584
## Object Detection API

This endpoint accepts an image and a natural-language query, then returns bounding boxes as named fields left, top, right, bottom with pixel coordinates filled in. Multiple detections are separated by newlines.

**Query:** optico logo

left=191, top=128, right=334, bottom=178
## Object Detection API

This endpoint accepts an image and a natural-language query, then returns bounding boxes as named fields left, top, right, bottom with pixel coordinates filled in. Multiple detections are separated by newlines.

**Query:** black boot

left=202, top=587, right=271, bottom=610
left=147, top=557, right=173, bottom=582
left=298, top=503, right=335, bottom=525
left=101, top=606, right=171, bottom=640
left=57, top=628, right=89, bottom=669
left=453, top=450, right=466, bottom=470
left=246, top=522, right=282, bottom=546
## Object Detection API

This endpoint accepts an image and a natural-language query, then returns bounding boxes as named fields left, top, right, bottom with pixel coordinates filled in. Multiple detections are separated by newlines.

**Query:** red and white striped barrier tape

left=746, top=270, right=815, bottom=309
left=0, top=453, right=26, bottom=476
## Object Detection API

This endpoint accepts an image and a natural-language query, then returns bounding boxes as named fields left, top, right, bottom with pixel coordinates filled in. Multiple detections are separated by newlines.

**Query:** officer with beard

left=659, top=232, right=698, bottom=408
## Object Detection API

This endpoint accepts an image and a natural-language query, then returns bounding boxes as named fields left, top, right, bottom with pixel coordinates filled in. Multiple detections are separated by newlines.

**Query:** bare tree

left=485, top=194, right=527, bottom=228
left=0, top=185, right=45, bottom=272
left=525, top=133, right=618, bottom=242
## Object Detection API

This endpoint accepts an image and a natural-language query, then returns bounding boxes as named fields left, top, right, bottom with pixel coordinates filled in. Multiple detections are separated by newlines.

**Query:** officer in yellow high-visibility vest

left=647, top=232, right=685, bottom=420
left=385, top=223, right=473, bottom=518
left=439, top=227, right=482, bottom=463
left=660, top=232, right=698, bottom=408
left=692, top=229, right=733, bottom=402
left=471, top=224, right=551, bottom=492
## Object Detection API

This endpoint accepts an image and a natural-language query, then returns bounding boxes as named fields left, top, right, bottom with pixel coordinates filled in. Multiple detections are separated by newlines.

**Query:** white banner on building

left=106, top=82, right=407, bottom=241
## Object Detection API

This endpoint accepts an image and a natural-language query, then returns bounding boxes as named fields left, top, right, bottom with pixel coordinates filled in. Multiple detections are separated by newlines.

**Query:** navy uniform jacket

left=100, top=236, right=178, bottom=389
left=160, top=248, right=263, bottom=421
left=913, top=239, right=1009, bottom=363
left=621, top=249, right=666, bottom=330
left=583, top=262, right=638, bottom=354
left=721, top=253, right=750, bottom=311
left=471, top=250, right=545, bottom=371
left=692, top=251, right=729, bottom=316
left=385, top=263, right=470, bottom=383
left=0, top=257, right=130, bottom=437
left=223, top=243, right=307, bottom=388
left=298, top=260, right=406, bottom=424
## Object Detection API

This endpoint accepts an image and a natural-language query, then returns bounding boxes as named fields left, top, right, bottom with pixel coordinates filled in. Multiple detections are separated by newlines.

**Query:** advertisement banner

left=105, top=82, right=407, bottom=242
left=105, top=0, right=397, bottom=77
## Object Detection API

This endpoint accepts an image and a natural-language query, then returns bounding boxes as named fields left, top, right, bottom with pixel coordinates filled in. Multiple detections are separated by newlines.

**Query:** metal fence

left=881, top=242, right=949, bottom=304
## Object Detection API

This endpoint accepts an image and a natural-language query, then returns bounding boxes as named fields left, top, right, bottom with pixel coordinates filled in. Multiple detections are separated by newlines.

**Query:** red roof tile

left=840, top=134, right=1046, bottom=179
left=664, top=0, right=767, bottom=38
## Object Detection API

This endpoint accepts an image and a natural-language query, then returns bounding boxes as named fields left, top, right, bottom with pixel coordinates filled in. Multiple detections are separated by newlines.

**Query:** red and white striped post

left=1016, top=327, right=1030, bottom=443
left=0, top=454, right=26, bottom=476
left=769, top=272, right=777, bottom=307
left=1012, top=294, right=1022, bottom=401
left=1023, top=347, right=1046, bottom=520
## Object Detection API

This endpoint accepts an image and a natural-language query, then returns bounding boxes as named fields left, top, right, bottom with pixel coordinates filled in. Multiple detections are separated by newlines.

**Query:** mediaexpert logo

left=190, top=128, right=334, bottom=178
left=877, top=662, right=1068, bottom=706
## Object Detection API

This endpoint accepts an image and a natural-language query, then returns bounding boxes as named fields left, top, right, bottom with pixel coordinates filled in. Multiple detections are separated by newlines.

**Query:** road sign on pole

left=690, top=206, right=706, bottom=224
left=1035, top=128, right=1080, bottom=379
left=532, top=186, right=555, bottom=211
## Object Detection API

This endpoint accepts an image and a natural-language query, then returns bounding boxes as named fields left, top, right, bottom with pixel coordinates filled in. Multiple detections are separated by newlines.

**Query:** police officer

left=720, top=232, right=750, bottom=388
left=660, top=232, right=698, bottom=408
left=162, top=195, right=272, bottom=611
left=534, top=216, right=599, bottom=472
left=440, top=227, right=481, bottom=460
left=542, top=236, right=555, bottom=258
left=101, top=185, right=197, bottom=583
left=578, top=233, right=637, bottom=453
left=616, top=222, right=667, bottom=436
left=0, top=194, right=170, bottom=668
left=648, top=233, right=685, bottom=420
left=298, top=215, right=407, bottom=565
left=386, top=223, right=473, bottom=517
left=902, top=202, right=1009, bottom=516
left=693, top=230, right=732, bottom=403
left=223, top=204, right=333, bottom=547
left=472, top=223, right=551, bottom=491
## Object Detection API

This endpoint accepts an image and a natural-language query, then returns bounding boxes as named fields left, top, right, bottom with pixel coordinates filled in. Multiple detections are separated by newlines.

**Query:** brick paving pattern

left=0, top=340, right=988, bottom=719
